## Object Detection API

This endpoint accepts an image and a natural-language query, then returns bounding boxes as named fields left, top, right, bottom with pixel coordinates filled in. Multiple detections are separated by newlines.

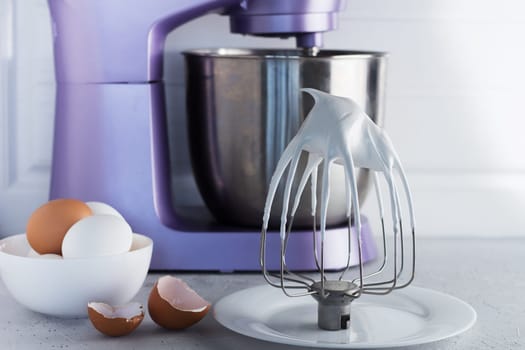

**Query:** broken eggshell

left=88, top=301, right=144, bottom=337
left=148, top=275, right=211, bottom=330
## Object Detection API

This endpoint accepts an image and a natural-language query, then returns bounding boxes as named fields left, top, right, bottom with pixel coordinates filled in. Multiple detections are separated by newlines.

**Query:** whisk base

left=311, top=280, right=359, bottom=330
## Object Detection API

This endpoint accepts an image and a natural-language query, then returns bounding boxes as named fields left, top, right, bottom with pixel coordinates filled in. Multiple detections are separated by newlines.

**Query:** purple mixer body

left=47, top=0, right=376, bottom=270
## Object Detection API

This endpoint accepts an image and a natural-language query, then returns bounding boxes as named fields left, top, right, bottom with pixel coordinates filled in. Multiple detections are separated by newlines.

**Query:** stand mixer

left=46, top=0, right=383, bottom=270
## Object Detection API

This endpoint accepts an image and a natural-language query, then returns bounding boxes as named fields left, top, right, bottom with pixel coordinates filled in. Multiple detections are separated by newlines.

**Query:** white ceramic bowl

left=0, top=233, right=152, bottom=318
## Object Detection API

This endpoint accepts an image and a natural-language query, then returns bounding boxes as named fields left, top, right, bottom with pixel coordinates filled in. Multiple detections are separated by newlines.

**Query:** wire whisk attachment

left=260, top=88, right=416, bottom=330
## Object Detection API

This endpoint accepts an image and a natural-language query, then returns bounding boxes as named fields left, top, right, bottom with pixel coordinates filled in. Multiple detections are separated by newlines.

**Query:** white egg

left=85, top=201, right=124, bottom=219
left=62, top=215, right=132, bottom=258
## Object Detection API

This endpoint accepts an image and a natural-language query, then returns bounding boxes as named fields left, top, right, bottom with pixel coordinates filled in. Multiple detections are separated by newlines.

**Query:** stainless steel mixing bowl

left=184, top=49, right=387, bottom=228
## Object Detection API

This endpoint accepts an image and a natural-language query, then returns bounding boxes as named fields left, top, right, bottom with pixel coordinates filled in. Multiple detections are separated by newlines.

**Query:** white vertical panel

left=0, top=0, right=13, bottom=188
left=0, top=0, right=54, bottom=236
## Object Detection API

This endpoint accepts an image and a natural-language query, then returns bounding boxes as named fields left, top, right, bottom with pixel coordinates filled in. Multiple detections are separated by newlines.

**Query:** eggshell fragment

left=148, top=275, right=211, bottom=330
left=88, top=302, right=144, bottom=337
left=62, top=215, right=132, bottom=258
left=26, top=199, right=92, bottom=255
left=85, top=201, right=124, bottom=219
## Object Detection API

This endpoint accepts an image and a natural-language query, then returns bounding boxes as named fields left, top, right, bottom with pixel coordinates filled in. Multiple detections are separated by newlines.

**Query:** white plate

left=214, top=284, right=476, bottom=348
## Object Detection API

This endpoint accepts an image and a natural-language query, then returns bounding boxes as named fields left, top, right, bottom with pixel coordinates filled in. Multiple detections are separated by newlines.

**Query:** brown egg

left=88, top=302, right=144, bottom=337
left=148, top=275, right=211, bottom=330
left=26, top=199, right=92, bottom=255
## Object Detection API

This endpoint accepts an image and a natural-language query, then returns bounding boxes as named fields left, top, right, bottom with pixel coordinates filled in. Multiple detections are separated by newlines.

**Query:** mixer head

left=225, top=0, right=346, bottom=49
left=260, top=89, right=416, bottom=331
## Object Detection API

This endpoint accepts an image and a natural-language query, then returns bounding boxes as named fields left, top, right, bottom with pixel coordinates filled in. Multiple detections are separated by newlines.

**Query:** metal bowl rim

left=183, top=48, right=388, bottom=60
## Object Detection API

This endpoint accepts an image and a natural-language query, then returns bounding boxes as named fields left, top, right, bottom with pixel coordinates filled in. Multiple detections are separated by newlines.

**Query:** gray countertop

left=0, top=238, right=523, bottom=349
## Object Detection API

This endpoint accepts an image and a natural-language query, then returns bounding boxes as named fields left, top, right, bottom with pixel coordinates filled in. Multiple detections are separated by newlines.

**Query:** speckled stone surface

left=0, top=238, right=523, bottom=349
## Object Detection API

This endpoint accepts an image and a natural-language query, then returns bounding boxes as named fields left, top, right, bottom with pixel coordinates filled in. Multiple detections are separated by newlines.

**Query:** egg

left=88, top=302, right=144, bottom=337
left=85, top=201, right=124, bottom=219
left=62, top=215, right=132, bottom=258
left=148, top=275, right=211, bottom=330
left=26, top=199, right=93, bottom=255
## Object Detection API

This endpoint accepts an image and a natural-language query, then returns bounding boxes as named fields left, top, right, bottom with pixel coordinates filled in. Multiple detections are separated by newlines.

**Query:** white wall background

left=1, top=0, right=525, bottom=237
